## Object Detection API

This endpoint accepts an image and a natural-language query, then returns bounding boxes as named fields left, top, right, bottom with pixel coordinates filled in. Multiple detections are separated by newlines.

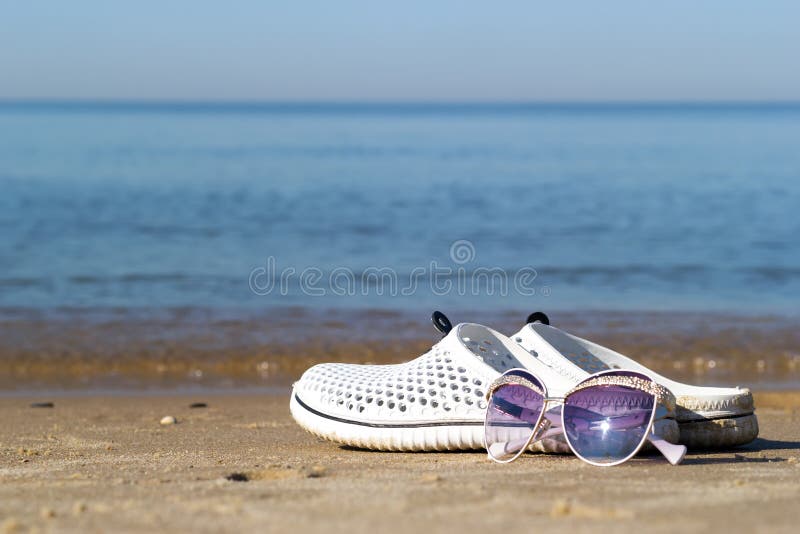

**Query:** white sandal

left=290, top=312, right=680, bottom=451
left=512, top=313, right=758, bottom=449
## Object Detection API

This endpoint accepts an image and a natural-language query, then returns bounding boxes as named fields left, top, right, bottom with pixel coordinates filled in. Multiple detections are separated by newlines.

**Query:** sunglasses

left=484, top=368, right=687, bottom=466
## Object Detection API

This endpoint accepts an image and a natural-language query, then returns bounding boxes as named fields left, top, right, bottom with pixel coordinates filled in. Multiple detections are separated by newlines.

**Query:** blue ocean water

left=1, top=102, right=798, bottom=314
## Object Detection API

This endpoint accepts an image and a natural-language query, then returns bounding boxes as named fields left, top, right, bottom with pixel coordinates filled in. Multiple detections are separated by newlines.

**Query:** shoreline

left=1, top=307, right=798, bottom=391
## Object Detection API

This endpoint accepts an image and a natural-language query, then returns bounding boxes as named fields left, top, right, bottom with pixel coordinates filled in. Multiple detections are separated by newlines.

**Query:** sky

left=1, top=1, right=799, bottom=102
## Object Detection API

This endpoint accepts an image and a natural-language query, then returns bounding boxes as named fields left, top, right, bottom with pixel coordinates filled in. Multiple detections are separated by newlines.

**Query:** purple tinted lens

left=563, top=382, right=655, bottom=465
left=485, top=383, right=544, bottom=461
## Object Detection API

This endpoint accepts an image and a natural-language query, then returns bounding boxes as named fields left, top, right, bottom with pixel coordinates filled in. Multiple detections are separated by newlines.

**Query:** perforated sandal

left=512, top=313, right=758, bottom=450
left=289, top=313, right=681, bottom=451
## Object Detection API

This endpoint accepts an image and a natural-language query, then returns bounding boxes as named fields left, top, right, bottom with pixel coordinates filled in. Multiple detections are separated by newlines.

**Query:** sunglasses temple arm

left=534, top=427, right=686, bottom=465
left=486, top=420, right=565, bottom=457
left=647, top=434, right=687, bottom=465
left=531, top=425, right=687, bottom=465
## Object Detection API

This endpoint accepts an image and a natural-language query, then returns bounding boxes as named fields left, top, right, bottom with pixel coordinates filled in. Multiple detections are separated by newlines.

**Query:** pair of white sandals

left=290, top=312, right=758, bottom=453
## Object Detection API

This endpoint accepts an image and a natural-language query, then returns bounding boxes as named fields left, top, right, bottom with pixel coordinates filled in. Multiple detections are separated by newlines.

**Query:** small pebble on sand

left=160, top=416, right=177, bottom=425
left=40, top=508, right=56, bottom=519
left=550, top=499, right=571, bottom=517
left=30, top=402, right=54, bottom=408
left=73, top=502, right=87, bottom=515
left=189, top=402, right=207, bottom=409
left=306, top=465, right=328, bottom=478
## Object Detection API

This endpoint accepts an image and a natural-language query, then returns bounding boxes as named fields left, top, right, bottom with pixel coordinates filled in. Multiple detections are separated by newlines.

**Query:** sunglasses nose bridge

left=541, top=397, right=566, bottom=425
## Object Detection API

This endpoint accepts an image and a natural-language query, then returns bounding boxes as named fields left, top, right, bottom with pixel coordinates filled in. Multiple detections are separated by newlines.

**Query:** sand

left=1, top=392, right=799, bottom=533
left=1, top=308, right=798, bottom=531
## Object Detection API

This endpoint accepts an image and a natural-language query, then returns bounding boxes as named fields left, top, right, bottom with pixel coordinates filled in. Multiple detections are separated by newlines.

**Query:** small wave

left=65, top=273, right=225, bottom=285
left=742, top=266, right=800, bottom=282
left=135, top=224, right=221, bottom=238
left=0, top=277, right=49, bottom=288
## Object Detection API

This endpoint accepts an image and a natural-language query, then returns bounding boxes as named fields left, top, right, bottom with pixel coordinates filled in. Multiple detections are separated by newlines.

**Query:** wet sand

left=1, top=308, right=799, bottom=390
left=1, top=392, right=799, bottom=533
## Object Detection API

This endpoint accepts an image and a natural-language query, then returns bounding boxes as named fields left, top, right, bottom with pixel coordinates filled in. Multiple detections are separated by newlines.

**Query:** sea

left=1, top=101, right=799, bottom=317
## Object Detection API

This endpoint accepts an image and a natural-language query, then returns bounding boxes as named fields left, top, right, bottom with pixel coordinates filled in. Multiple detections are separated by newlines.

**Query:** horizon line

left=2, top=99, right=800, bottom=116
left=2, top=98, right=800, bottom=106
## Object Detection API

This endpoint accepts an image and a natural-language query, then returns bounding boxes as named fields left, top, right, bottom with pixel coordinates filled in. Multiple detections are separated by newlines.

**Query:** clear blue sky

left=1, top=1, right=798, bottom=101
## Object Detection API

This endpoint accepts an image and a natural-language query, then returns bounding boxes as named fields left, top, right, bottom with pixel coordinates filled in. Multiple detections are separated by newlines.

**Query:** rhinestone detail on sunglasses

left=567, top=375, right=676, bottom=411
left=485, top=374, right=544, bottom=399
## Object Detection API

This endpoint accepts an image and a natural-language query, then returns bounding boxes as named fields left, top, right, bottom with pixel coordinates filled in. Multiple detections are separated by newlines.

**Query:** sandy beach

left=1, top=309, right=798, bottom=532
left=2, top=391, right=799, bottom=533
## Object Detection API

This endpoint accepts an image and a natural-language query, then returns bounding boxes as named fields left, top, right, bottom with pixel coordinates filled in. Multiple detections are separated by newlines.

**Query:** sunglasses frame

left=484, top=367, right=678, bottom=467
